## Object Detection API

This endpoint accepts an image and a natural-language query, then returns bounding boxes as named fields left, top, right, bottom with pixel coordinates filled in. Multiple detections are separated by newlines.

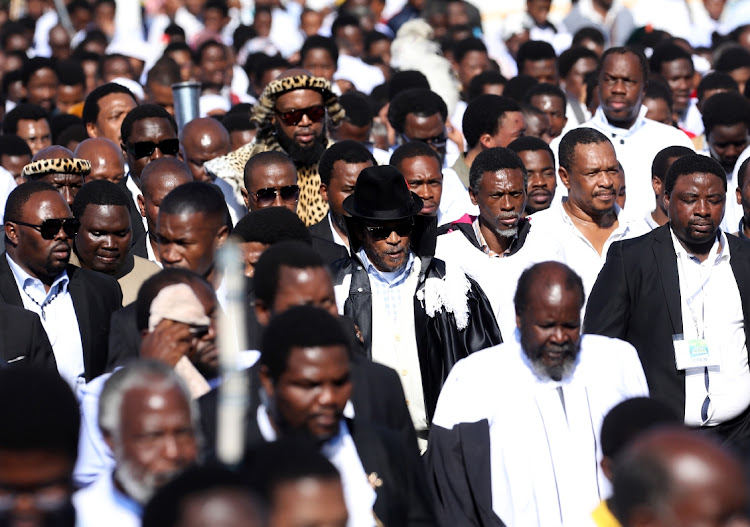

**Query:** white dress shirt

left=670, top=229, right=750, bottom=426
left=6, top=254, right=84, bottom=389
left=328, top=213, right=350, bottom=250
left=73, top=470, right=142, bottom=527
left=528, top=202, right=649, bottom=297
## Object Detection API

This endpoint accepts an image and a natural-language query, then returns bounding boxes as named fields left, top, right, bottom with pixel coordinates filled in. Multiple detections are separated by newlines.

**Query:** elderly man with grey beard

left=73, top=361, right=200, bottom=527
left=435, top=147, right=565, bottom=340
left=425, top=261, right=648, bottom=527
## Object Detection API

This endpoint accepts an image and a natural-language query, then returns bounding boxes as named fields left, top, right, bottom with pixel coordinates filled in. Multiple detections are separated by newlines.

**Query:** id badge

left=673, top=334, right=721, bottom=370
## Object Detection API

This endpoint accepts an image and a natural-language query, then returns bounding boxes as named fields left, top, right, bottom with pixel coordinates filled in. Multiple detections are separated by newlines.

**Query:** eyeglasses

left=401, top=132, right=447, bottom=149
left=127, top=138, right=180, bottom=159
left=11, top=218, right=80, bottom=239
left=274, top=104, right=326, bottom=126
left=364, top=219, right=414, bottom=239
left=252, top=185, right=300, bottom=207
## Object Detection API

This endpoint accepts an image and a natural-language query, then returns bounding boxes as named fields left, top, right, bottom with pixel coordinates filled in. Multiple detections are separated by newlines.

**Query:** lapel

left=727, top=235, right=750, bottom=363
left=0, top=256, right=23, bottom=306
left=346, top=419, right=389, bottom=508
left=65, top=265, right=93, bottom=373
left=651, top=225, right=683, bottom=334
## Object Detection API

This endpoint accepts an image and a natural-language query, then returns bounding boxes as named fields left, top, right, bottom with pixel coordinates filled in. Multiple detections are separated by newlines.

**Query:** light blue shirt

left=6, top=254, right=84, bottom=388
left=357, top=248, right=414, bottom=322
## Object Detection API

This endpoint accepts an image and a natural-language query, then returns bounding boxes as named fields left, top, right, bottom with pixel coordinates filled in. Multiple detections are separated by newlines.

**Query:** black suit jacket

left=309, top=216, right=349, bottom=266
left=0, top=256, right=122, bottom=381
left=584, top=225, right=750, bottom=421
left=118, top=174, right=148, bottom=259
left=0, top=303, right=56, bottom=369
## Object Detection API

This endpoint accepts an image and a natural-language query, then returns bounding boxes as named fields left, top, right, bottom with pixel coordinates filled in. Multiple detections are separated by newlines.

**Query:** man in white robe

left=425, top=261, right=648, bottom=527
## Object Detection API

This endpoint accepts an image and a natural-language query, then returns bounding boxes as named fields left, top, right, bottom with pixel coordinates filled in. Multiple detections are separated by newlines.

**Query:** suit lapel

left=66, top=266, right=92, bottom=375
left=728, top=236, right=750, bottom=364
left=0, top=257, right=24, bottom=306
left=652, top=225, right=683, bottom=335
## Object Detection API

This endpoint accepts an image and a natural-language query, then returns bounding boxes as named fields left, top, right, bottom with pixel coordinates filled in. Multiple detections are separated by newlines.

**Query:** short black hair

left=503, top=75, right=539, bottom=104
left=194, top=39, right=226, bottom=65
left=331, top=13, right=361, bottom=38
left=467, top=70, right=507, bottom=101
left=82, top=83, right=137, bottom=127
left=164, top=41, right=192, bottom=56
left=135, top=268, right=209, bottom=332
left=572, top=26, right=605, bottom=47
left=364, top=31, right=389, bottom=54
left=387, top=89, right=447, bottom=133
left=57, top=124, right=88, bottom=149
left=452, top=37, right=487, bottom=64
left=159, top=181, right=231, bottom=228
left=600, top=398, right=680, bottom=459
left=0, top=21, right=27, bottom=49
left=318, top=140, right=375, bottom=186
left=21, top=57, right=57, bottom=85
left=56, top=59, right=86, bottom=87
left=664, top=153, right=727, bottom=194
left=337, top=92, right=373, bottom=127
left=233, top=207, right=312, bottom=245
left=146, top=57, right=181, bottom=87
left=387, top=70, right=430, bottom=101
left=507, top=135, right=555, bottom=160
left=524, top=82, right=566, bottom=108
left=243, top=437, right=340, bottom=501
left=390, top=141, right=442, bottom=173
left=203, top=0, right=229, bottom=16
left=649, top=42, right=694, bottom=75
left=696, top=71, right=739, bottom=102
left=644, top=78, right=673, bottom=109
left=98, top=53, right=134, bottom=81
left=4, top=180, right=58, bottom=224
left=558, top=46, right=598, bottom=79
left=739, top=157, right=750, bottom=190
left=558, top=127, right=611, bottom=172
left=222, top=113, right=256, bottom=133
left=651, top=145, right=694, bottom=181
left=469, top=147, right=527, bottom=194
left=462, top=94, right=521, bottom=149
left=254, top=241, right=325, bottom=307
left=599, top=46, right=649, bottom=84
left=120, top=103, right=177, bottom=145
left=516, top=40, right=556, bottom=73
left=300, top=35, right=339, bottom=65
left=0, top=367, right=79, bottom=460
left=244, top=151, right=296, bottom=190
left=260, top=305, right=350, bottom=382
left=71, top=179, right=131, bottom=220
left=514, top=261, right=585, bottom=317
left=2, top=103, right=48, bottom=135
left=143, top=465, right=265, bottom=527
left=714, top=46, right=750, bottom=73
left=50, top=113, right=84, bottom=144
left=702, top=91, right=750, bottom=136
left=0, top=134, right=32, bottom=157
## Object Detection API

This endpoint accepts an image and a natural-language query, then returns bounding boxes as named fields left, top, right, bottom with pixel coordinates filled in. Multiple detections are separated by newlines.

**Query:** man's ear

left=469, top=186, right=479, bottom=206
left=320, top=183, right=329, bottom=202
left=652, top=176, right=662, bottom=196
left=737, top=186, right=743, bottom=206
left=558, top=166, right=572, bottom=190
left=479, top=133, right=495, bottom=149
left=4, top=223, right=18, bottom=246
left=663, top=189, right=671, bottom=212
left=241, top=187, right=250, bottom=210
left=86, top=122, right=98, bottom=139
left=215, top=224, right=229, bottom=248
left=255, top=300, right=271, bottom=328
left=137, top=194, right=146, bottom=218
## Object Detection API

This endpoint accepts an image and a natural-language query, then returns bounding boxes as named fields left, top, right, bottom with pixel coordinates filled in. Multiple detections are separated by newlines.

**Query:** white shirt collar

left=669, top=226, right=729, bottom=265
left=6, top=253, right=69, bottom=304
left=591, top=104, right=650, bottom=138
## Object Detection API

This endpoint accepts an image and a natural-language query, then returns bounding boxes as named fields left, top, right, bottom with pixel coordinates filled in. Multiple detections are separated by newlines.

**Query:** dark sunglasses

left=401, top=132, right=447, bottom=149
left=12, top=218, right=80, bottom=239
left=274, top=104, right=326, bottom=126
left=253, top=185, right=300, bottom=207
left=127, top=138, right=180, bottom=159
left=364, top=219, right=414, bottom=240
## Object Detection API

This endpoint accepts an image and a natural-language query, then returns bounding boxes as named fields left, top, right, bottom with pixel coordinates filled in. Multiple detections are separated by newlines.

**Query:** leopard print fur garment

left=22, top=157, right=92, bottom=177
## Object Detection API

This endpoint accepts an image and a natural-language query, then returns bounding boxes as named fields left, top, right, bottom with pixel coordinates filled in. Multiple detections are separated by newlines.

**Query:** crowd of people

left=3, top=0, right=750, bottom=525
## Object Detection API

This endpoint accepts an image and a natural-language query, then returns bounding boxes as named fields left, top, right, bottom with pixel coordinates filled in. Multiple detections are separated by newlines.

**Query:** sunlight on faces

left=561, top=141, right=619, bottom=216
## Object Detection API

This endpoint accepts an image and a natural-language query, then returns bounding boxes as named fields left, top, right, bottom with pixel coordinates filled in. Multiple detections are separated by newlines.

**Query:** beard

left=494, top=211, right=520, bottom=238
left=115, top=455, right=185, bottom=505
left=520, top=333, right=581, bottom=381
left=275, top=122, right=328, bottom=165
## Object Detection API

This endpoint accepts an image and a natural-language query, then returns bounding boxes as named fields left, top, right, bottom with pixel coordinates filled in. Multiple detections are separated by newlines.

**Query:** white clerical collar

left=591, top=104, right=649, bottom=138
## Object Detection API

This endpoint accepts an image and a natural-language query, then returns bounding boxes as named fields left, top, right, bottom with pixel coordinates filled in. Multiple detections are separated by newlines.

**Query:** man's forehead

left=81, top=203, right=129, bottom=221
left=130, top=117, right=177, bottom=139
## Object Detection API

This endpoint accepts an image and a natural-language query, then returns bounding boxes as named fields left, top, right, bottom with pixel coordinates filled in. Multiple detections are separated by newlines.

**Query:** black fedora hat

left=342, top=165, right=423, bottom=221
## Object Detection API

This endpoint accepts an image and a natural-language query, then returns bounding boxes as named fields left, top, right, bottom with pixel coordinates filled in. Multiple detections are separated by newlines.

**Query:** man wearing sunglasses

left=330, top=165, right=501, bottom=451
left=1, top=181, right=122, bottom=387
left=205, top=71, right=346, bottom=226
left=241, top=151, right=299, bottom=214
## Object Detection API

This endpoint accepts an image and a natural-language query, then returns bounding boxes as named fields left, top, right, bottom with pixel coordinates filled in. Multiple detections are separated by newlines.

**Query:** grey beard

left=496, top=226, right=518, bottom=238
left=529, top=355, right=577, bottom=382
left=115, top=458, right=160, bottom=505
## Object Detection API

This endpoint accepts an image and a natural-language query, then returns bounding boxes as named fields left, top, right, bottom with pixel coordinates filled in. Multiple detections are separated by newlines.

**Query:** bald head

left=514, top=261, right=585, bottom=317
left=179, top=118, right=230, bottom=183
left=75, top=138, right=126, bottom=185
left=31, top=145, right=74, bottom=162
left=613, top=428, right=749, bottom=527
left=138, top=157, right=193, bottom=234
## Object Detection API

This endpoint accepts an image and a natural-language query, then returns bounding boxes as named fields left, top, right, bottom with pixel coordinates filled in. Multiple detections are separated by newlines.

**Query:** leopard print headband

left=252, top=74, right=346, bottom=127
left=22, top=158, right=92, bottom=178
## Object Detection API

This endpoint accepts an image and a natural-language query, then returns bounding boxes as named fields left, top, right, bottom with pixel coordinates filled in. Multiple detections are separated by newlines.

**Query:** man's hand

left=140, top=320, right=195, bottom=367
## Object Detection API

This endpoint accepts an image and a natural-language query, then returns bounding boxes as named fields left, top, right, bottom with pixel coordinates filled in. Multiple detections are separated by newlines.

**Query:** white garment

left=528, top=202, right=650, bottom=298
left=670, top=229, right=750, bottom=426
left=74, top=471, right=141, bottom=527
left=327, top=213, right=350, bottom=250
left=148, top=9, right=204, bottom=49
left=431, top=331, right=648, bottom=527
left=335, top=55, right=385, bottom=96
left=679, top=99, right=704, bottom=137
left=6, top=255, right=84, bottom=389
left=549, top=105, right=695, bottom=220
left=724, top=144, right=750, bottom=234
left=437, top=167, right=478, bottom=226
left=257, top=406, right=376, bottom=527
left=125, top=174, right=148, bottom=234
left=630, top=0, right=693, bottom=40
left=435, top=221, right=565, bottom=340
left=213, top=176, right=247, bottom=226
left=145, top=237, right=163, bottom=268
left=268, top=7, right=304, bottom=58
left=0, top=167, right=16, bottom=224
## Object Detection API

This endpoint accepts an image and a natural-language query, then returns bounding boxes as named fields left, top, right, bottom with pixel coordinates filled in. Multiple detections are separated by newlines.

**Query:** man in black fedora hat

left=331, top=165, right=501, bottom=450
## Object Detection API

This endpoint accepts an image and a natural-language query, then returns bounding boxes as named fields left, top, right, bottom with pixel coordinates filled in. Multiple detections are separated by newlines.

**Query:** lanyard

left=677, top=247, right=717, bottom=339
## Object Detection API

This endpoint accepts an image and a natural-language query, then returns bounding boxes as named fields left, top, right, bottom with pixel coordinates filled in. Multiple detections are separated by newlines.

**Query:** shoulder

left=578, top=334, right=642, bottom=371
left=68, top=266, right=120, bottom=290
left=642, top=119, right=694, bottom=145
left=449, top=342, right=513, bottom=381
left=132, top=256, right=161, bottom=274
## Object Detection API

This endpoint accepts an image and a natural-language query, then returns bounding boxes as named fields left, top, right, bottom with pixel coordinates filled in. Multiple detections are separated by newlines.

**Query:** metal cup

left=172, top=82, right=201, bottom=133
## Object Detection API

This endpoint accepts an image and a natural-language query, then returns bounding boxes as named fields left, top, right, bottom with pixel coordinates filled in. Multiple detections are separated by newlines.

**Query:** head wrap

left=22, top=157, right=91, bottom=178
left=251, top=73, right=345, bottom=128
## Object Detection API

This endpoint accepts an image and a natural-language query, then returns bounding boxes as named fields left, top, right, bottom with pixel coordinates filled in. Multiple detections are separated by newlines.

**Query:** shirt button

left=401, top=369, right=408, bottom=376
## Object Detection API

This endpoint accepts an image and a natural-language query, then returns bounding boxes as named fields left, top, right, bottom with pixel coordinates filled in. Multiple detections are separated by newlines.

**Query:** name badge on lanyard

left=673, top=334, right=721, bottom=370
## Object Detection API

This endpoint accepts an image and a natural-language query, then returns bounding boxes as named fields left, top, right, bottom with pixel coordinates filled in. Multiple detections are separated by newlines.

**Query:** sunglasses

left=12, top=218, right=80, bottom=239
left=364, top=219, right=414, bottom=240
left=401, top=132, right=447, bottom=149
left=252, top=185, right=300, bottom=207
left=127, top=138, right=180, bottom=159
left=274, top=104, right=326, bottom=126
